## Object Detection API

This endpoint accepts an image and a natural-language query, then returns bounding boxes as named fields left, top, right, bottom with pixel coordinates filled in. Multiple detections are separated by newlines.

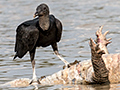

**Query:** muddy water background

left=0, top=0, right=120, bottom=90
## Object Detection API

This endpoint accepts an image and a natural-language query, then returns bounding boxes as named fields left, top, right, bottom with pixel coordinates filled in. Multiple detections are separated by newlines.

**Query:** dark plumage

left=13, top=4, right=63, bottom=84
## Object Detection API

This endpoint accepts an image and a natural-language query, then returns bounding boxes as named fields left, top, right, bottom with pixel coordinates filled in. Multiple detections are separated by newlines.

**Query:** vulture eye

left=44, top=7, right=46, bottom=10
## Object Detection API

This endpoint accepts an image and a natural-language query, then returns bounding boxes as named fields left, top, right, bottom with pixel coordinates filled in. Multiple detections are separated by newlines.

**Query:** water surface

left=0, top=0, right=120, bottom=89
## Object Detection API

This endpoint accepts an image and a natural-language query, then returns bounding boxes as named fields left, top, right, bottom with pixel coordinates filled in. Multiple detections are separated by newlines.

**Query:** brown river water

left=0, top=0, right=120, bottom=89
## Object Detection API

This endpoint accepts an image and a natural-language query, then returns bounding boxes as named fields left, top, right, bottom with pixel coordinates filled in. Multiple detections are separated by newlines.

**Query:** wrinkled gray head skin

left=34, top=3, right=49, bottom=17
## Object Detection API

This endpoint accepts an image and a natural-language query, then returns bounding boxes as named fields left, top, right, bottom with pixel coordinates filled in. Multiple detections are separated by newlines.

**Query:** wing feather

left=55, top=18, right=62, bottom=42
left=15, top=24, right=39, bottom=58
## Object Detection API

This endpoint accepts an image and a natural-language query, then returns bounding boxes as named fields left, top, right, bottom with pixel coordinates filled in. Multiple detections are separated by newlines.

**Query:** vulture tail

left=13, top=53, right=18, bottom=60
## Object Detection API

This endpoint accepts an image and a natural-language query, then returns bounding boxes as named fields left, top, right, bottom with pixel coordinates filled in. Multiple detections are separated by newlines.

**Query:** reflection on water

left=37, top=84, right=120, bottom=90
left=59, top=84, right=120, bottom=90
left=0, top=0, right=120, bottom=89
left=60, top=84, right=110, bottom=90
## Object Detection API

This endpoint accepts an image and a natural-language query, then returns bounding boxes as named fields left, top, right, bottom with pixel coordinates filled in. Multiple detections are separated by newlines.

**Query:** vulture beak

left=33, top=12, right=38, bottom=18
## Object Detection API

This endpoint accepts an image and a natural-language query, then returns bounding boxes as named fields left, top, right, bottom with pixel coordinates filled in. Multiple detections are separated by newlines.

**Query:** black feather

left=14, top=15, right=62, bottom=59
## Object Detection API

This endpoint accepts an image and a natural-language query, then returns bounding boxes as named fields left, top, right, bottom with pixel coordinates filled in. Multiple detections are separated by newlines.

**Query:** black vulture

left=13, top=3, right=69, bottom=84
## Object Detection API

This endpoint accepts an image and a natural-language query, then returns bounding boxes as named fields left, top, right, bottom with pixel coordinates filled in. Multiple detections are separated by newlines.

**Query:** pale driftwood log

left=1, top=26, right=120, bottom=87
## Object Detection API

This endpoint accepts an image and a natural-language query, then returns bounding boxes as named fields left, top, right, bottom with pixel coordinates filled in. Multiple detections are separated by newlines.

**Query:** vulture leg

left=29, top=48, right=40, bottom=84
left=51, top=43, right=69, bottom=68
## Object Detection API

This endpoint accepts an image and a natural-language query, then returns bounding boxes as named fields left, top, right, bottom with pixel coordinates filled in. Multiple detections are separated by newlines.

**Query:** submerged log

left=1, top=26, right=120, bottom=87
